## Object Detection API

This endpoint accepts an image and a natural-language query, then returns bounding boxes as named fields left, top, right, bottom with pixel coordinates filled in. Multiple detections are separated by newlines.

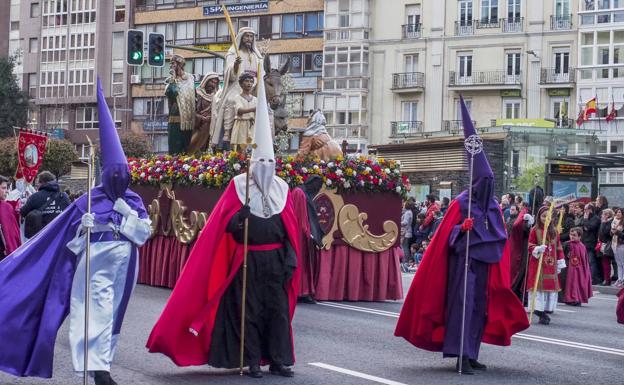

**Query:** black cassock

left=208, top=212, right=296, bottom=368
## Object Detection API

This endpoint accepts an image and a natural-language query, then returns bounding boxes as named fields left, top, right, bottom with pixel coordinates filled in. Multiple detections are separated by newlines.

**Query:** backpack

left=24, top=193, right=60, bottom=238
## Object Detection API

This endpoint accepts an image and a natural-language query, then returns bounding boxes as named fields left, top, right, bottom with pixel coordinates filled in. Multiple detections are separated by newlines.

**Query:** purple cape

left=0, top=188, right=146, bottom=378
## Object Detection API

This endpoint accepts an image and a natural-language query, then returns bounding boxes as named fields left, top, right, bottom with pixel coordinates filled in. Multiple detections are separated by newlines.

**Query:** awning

left=547, top=153, right=624, bottom=168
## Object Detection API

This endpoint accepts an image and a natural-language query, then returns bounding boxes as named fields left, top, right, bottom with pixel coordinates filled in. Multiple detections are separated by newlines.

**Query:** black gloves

left=239, top=204, right=251, bottom=220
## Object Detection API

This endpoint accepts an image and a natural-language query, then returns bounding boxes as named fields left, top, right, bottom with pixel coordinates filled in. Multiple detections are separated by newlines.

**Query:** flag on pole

left=606, top=100, right=618, bottom=122
left=576, top=107, right=586, bottom=126
left=583, top=97, right=597, bottom=120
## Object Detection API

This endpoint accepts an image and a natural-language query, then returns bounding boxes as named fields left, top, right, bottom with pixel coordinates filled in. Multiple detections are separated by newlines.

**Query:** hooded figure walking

left=147, top=68, right=301, bottom=378
left=395, top=97, right=529, bottom=374
left=0, top=78, right=152, bottom=385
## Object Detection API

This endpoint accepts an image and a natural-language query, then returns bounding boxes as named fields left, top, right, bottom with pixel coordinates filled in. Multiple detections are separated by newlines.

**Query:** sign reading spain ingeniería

left=203, top=0, right=269, bottom=16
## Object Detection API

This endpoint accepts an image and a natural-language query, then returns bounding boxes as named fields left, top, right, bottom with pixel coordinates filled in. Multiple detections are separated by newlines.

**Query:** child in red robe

left=527, top=206, right=566, bottom=325
left=563, top=227, right=593, bottom=306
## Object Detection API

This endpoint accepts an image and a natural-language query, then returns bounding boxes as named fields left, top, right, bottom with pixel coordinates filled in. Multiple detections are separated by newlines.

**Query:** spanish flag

left=583, top=97, right=597, bottom=120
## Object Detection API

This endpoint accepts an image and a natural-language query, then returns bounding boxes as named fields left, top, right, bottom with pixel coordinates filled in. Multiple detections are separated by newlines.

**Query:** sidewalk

left=592, top=284, right=620, bottom=296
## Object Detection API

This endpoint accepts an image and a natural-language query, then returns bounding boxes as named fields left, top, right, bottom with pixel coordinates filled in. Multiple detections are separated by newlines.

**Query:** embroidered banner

left=15, top=128, right=48, bottom=184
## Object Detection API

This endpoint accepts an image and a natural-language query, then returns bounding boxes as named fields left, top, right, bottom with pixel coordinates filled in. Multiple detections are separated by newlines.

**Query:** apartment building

left=4, top=0, right=133, bottom=159
left=365, top=0, right=607, bottom=198
left=131, top=0, right=324, bottom=153
left=577, top=0, right=624, bottom=192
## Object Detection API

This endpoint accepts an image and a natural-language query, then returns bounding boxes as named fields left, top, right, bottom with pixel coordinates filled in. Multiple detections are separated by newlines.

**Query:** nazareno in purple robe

left=441, top=96, right=508, bottom=360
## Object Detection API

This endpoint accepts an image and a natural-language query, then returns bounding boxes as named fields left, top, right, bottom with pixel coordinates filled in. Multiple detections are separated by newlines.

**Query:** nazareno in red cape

left=395, top=199, right=529, bottom=351
left=146, top=180, right=301, bottom=366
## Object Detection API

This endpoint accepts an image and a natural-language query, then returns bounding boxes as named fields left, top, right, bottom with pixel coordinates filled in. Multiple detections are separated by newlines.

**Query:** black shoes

left=535, top=310, right=551, bottom=325
left=94, top=371, right=117, bottom=385
left=298, top=296, right=317, bottom=304
left=455, top=357, right=474, bottom=375
left=469, top=359, right=487, bottom=370
left=270, top=364, right=295, bottom=377
left=247, top=365, right=263, bottom=378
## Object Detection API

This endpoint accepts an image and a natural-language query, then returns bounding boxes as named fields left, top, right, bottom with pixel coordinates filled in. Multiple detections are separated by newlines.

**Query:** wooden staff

left=528, top=203, right=555, bottom=324
left=82, top=135, right=95, bottom=385
left=222, top=5, right=239, bottom=57
left=556, top=206, right=564, bottom=234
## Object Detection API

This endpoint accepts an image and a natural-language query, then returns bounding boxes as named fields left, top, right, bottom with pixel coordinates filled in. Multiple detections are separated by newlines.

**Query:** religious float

left=130, top=151, right=408, bottom=301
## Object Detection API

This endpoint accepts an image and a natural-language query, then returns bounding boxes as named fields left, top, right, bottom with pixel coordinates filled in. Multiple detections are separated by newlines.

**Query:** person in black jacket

left=19, top=171, right=71, bottom=238
left=528, top=185, right=544, bottom=215
left=598, top=209, right=615, bottom=286
left=580, top=203, right=602, bottom=284
left=559, top=204, right=577, bottom=243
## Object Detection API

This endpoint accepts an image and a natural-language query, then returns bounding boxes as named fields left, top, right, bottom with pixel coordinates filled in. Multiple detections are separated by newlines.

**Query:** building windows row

left=76, top=106, right=98, bottom=130
left=133, top=97, right=169, bottom=118
left=44, top=107, right=69, bottom=130
left=41, top=34, right=67, bottom=63
left=325, top=0, right=367, bottom=29
left=269, top=52, right=323, bottom=78
left=323, top=45, right=369, bottom=87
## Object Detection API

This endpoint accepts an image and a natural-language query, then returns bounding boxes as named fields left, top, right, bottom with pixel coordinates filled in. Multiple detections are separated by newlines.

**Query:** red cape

left=0, top=201, right=21, bottom=256
left=395, top=199, right=529, bottom=351
left=617, top=288, right=624, bottom=324
left=509, top=207, right=528, bottom=284
left=146, top=180, right=301, bottom=366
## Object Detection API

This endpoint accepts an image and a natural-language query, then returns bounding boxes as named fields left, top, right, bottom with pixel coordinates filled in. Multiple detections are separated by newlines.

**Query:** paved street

left=2, top=275, right=623, bottom=385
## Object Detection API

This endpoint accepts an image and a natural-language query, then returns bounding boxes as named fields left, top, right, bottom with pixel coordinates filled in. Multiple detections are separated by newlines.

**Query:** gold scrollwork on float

left=338, top=204, right=399, bottom=253
left=147, top=186, right=208, bottom=244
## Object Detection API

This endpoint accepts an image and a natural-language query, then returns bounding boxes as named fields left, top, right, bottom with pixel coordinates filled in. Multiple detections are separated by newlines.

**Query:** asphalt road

left=1, top=274, right=623, bottom=385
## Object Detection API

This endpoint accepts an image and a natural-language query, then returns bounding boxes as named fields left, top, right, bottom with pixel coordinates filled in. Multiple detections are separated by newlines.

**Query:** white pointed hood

left=233, top=65, right=288, bottom=217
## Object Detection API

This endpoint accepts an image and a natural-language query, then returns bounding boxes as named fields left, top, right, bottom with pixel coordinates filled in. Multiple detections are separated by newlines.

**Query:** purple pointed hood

left=460, top=95, right=493, bottom=210
left=97, top=77, right=130, bottom=202
left=452, top=95, right=506, bottom=264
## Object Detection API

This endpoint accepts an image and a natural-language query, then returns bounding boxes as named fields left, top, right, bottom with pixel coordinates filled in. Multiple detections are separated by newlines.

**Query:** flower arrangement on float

left=128, top=152, right=410, bottom=197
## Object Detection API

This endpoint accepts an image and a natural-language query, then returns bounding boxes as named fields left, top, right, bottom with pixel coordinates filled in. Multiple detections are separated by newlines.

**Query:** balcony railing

left=402, top=23, right=422, bottom=39
left=540, top=68, right=576, bottom=84
left=502, top=17, right=524, bottom=32
left=443, top=120, right=476, bottom=132
left=449, top=70, right=521, bottom=87
left=550, top=15, right=573, bottom=30
left=476, top=18, right=500, bottom=29
left=392, top=72, right=425, bottom=89
left=454, top=21, right=474, bottom=36
left=390, top=121, right=423, bottom=137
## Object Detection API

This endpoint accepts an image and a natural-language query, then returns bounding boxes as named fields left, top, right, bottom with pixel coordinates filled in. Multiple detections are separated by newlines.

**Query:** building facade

left=4, top=0, right=133, bottom=160
left=577, top=0, right=624, bottom=190
left=131, top=0, right=325, bottom=153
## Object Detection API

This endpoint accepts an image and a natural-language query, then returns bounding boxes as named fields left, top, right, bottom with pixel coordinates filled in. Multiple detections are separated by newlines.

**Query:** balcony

left=454, top=21, right=474, bottom=36
left=476, top=18, right=500, bottom=29
left=448, top=70, right=522, bottom=90
left=390, top=121, right=423, bottom=137
left=502, top=17, right=524, bottom=33
left=443, top=120, right=476, bottom=133
left=539, top=68, right=575, bottom=88
left=550, top=15, right=573, bottom=30
left=391, top=72, right=425, bottom=92
left=402, top=23, right=422, bottom=39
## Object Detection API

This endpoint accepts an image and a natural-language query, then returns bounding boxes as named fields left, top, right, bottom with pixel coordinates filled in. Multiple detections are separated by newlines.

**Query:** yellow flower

left=336, top=154, right=344, bottom=162
left=295, top=175, right=303, bottom=184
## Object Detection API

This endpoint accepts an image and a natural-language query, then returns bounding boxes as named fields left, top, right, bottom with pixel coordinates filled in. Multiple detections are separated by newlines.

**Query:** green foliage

left=120, top=131, right=152, bottom=159
left=511, top=163, right=545, bottom=192
left=0, top=57, right=30, bottom=138
left=40, top=139, right=79, bottom=178
left=0, top=137, right=18, bottom=177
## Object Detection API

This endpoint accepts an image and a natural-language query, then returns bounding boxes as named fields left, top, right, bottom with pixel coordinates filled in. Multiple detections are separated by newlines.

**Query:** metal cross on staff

left=458, top=133, right=483, bottom=375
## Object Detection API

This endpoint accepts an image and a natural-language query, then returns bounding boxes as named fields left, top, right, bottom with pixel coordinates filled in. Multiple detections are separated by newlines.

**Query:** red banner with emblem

left=15, top=128, right=48, bottom=184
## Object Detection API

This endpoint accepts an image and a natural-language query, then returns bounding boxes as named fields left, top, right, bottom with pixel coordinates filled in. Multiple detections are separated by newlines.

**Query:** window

left=28, top=73, right=38, bottom=98
left=506, top=52, right=521, bottom=77
left=503, top=98, right=521, bottom=119
left=114, top=0, right=126, bottom=23
left=507, top=0, right=521, bottom=21
left=10, top=21, right=19, bottom=31
left=555, top=0, right=570, bottom=18
left=29, top=38, right=39, bottom=53
left=459, top=0, right=473, bottom=25
left=282, top=14, right=303, bottom=38
left=458, top=54, right=472, bottom=79
left=553, top=51, right=570, bottom=74
left=551, top=97, right=569, bottom=126
left=304, top=12, right=324, bottom=36
left=611, top=140, right=624, bottom=153
left=402, top=101, right=418, bottom=122
left=31, top=2, right=41, bottom=18
left=404, top=54, right=418, bottom=73
left=481, top=0, right=499, bottom=23
left=406, top=4, right=421, bottom=25
left=112, top=71, right=124, bottom=96
left=76, top=107, right=98, bottom=130
left=175, top=21, right=194, bottom=43
left=455, top=99, right=472, bottom=120
left=44, top=107, right=68, bottom=130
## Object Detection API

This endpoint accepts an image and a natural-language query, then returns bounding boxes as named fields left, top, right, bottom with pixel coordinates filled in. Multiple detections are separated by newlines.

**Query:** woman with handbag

left=612, top=208, right=624, bottom=288
left=598, top=209, right=615, bottom=286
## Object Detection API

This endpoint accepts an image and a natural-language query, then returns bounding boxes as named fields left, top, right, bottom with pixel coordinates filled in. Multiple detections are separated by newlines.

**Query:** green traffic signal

left=148, top=33, right=165, bottom=67
left=127, top=30, right=144, bottom=66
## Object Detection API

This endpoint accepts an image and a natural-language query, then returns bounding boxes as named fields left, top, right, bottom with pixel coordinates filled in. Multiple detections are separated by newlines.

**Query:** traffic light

left=127, top=29, right=144, bottom=66
left=148, top=33, right=165, bottom=67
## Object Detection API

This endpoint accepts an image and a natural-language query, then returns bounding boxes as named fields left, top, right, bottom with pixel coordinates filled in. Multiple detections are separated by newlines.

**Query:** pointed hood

left=96, top=77, right=130, bottom=201
left=250, top=66, right=275, bottom=196
left=460, top=95, right=493, bottom=210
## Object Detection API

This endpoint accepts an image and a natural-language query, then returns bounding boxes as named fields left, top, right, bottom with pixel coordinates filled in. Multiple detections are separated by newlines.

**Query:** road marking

left=318, top=302, right=624, bottom=356
left=309, top=362, right=407, bottom=385
left=592, top=296, right=618, bottom=302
